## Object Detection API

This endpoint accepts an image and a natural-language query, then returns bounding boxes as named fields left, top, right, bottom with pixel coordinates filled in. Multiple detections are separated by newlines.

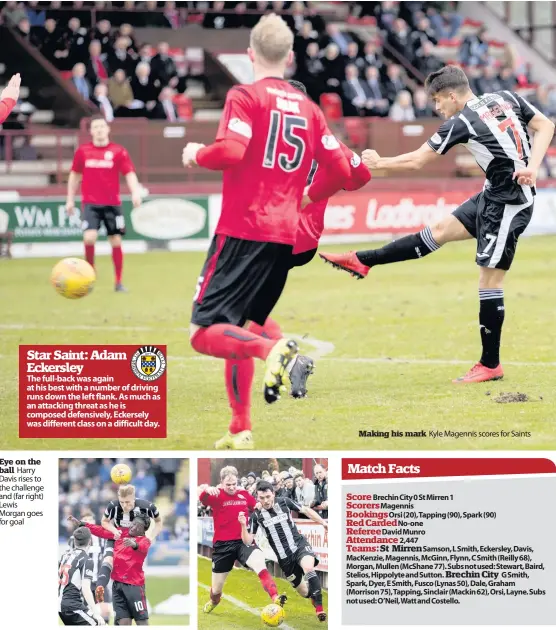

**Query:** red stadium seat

left=360, top=16, right=377, bottom=25
left=173, top=94, right=193, bottom=121
left=319, top=93, right=343, bottom=120
left=60, top=71, right=73, bottom=80
left=343, top=117, right=367, bottom=147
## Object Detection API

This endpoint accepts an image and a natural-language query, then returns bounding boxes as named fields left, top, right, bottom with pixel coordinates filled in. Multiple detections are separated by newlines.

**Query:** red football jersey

left=71, top=142, right=135, bottom=206
left=294, top=144, right=371, bottom=254
left=85, top=523, right=150, bottom=586
left=200, top=487, right=256, bottom=543
left=214, top=77, right=348, bottom=245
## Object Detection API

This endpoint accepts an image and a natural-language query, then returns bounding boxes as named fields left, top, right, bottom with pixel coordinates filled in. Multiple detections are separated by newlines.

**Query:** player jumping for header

left=320, top=65, right=555, bottom=383
left=182, top=13, right=350, bottom=449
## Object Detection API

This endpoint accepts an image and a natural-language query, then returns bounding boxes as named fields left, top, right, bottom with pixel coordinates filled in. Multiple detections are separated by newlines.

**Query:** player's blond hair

left=118, top=484, right=136, bottom=497
left=220, top=465, right=239, bottom=481
left=250, top=13, right=294, bottom=64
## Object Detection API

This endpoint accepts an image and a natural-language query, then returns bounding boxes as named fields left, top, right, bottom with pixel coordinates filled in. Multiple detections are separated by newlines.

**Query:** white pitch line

left=198, top=582, right=296, bottom=630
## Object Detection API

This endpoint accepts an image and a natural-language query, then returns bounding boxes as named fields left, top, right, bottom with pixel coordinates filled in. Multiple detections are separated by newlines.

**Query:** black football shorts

left=452, top=192, right=533, bottom=270
left=112, top=581, right=149, bottom=623
left=82, top=204, right=126, bottom=236
left=59, top=607, right=99, bottom=626
left=288, top=248, right=317, bottom=269
left=211, top=539, right=260, bottom=574
left=192, top=235, right=292, bottom=327
left=278, top=537, right=319, bottom=588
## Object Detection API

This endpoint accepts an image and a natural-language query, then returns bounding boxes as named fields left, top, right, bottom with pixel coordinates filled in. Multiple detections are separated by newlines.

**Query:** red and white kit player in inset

left=0, top=74, right=20, bottom=124
left=66, top=114, right=143, bottom=292
left=181, top=13, right=350, bottom=450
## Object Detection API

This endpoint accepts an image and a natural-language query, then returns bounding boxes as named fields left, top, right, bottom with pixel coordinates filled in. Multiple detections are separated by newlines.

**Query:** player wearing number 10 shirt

left=321, top=65, right=555, bottom=384
left=183, top=13, right=350, bottom=449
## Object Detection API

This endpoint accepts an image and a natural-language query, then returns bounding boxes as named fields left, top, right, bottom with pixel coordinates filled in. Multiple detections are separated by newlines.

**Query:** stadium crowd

left=2, top=1, right=556, bottom=124
left=198, top=462, right=328, bottom=520
left=59, top=457, right=190, bottom=542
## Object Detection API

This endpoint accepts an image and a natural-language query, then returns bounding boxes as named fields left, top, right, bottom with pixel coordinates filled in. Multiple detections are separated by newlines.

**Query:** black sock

left=97, top=563, right=112, bottom=589
left=356, top=226, right=441, bottom=267
left=306, top=570, right=322, bottom=607
left=479, top=288, right=505, bottom=368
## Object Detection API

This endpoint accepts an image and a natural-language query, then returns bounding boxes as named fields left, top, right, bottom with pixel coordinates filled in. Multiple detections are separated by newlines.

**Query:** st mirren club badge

left=131, top=346, right=166, bottom=381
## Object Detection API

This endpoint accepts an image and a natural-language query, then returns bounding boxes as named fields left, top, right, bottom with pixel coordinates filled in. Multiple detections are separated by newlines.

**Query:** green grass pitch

left=198, top=556, right=328, bottom=629
left=2, top=237, right=555, bottom=450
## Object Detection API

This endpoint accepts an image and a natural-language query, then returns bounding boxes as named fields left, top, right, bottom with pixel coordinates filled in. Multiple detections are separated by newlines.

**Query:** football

left=110, top=463, right=132, bottom=485
left=261, top=603, right=285, bottom=627
left=50, top=257, right=96, bottom=299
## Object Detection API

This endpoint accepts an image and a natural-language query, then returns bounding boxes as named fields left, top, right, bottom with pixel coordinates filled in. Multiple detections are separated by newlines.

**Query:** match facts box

left=19, top=345, right=167, bottom=438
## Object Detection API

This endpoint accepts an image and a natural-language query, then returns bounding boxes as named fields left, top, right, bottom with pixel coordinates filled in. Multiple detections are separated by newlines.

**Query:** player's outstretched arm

left=300, top=505, right=328, bottom=528
left=100, top=515, right=121, bottom=539
left=150, top=514, right=163, bottom=541
left=515, top=112, right=556, bottom=187
left=238, top=512, right=254, bottom=545
left=363, top=143, right=440, bottom=173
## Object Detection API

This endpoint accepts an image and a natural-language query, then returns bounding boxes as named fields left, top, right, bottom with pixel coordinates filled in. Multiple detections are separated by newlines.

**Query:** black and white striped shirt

left=249, top=497, right=304, bottom=561
left=68, top=532, right=106, bottom=583
left=58, top=548, right=94, bottom=612
left=427, top=90, right=540, bottom=205
left=104, top=498, right=159, bottom=529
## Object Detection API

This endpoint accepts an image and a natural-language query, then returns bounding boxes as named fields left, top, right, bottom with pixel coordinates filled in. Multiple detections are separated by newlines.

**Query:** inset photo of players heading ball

left=198, top=457, right=328, bottom=629
left=58, top=458, right=190, bottom=626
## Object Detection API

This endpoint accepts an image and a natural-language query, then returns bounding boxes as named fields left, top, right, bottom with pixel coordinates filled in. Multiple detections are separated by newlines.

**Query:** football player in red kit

left=0, top=73, right=20, bottom=123
left=66, top=114, right=143, bottom=292
left=182, top=14, right=351, bottom=450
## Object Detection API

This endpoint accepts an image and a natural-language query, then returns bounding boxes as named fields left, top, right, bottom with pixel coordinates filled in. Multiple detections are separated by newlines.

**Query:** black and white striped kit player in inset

left=320, top=65, right=555, bottom=384
left=239, top=480, right=329, bottom=623
left=58, top=526, right=105, bottom=625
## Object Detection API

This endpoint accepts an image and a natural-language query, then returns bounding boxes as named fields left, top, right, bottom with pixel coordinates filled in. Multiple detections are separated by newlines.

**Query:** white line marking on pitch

left=198, top=582, right=297, bottom=630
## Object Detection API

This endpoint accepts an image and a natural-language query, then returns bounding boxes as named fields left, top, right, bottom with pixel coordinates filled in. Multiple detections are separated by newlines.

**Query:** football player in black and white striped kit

left=239, top=480, right=329, bottom=622
left=321, top=65, right=555, bottom=383
left=58, top=526, right=105, bottom=625
left=68, top=511, right=113, bottom=624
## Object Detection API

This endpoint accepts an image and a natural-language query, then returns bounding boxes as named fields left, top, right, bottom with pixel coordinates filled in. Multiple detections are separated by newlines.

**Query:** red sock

left=315, top=604, right=324, bottom=614
left=209, top=589, right=222, bottom=605
left=258, top=569, right=278, bottom=601
left=247, top=317, right=282, bottom=340
left=191, top=324, right=275, bottom=360
left=111, top=246, right=123, bottom=284
left=84, top=243, right=95, bottom=268
left=226, top=358, right=254, bottom=434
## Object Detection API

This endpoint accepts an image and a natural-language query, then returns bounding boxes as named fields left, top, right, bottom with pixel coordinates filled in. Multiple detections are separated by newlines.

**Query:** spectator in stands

left=37, top=18, right=64, bottom=66
left=320, top=22, right=354, bottom=56
left=288, top=1, right=308, bottom=34
left=362, top=65, right=389, bottom=117
left=297, top=40, right=325, bottom=102
left=108, top=36, right=136, bottom=76
left=386, top=18, right=414, bottom=64
left=389, top=89, right=415, bottom=122
left=410, top=16, right=438, bottom=54
left=118, top=23, right=139, bottom=54
left=322, top=44, right=345, bottom=95
left=151, top=41, right=179, bottom=89
left=66, top=17, right=90, bottom=68
left=377, top=0, right=398, bottom=31
left=141, top=0, right=173, bottom=27
left=343, top=41, right=366, bottom=73
left=86, top=40, right=109, bottom=87
left=415, top=40, right=443, bottom=76
left=93, top=83, right=114, bottom=120
left=71, top=62, right=92, bottom=102
left=93, top=19, right=112, bottom=55
left=294, top=473, right=315, bottom=517
left=362, top=40, right=383, bottom=73
left=164, top=0, right=181, bottom=29
left=1, top=1, right=27, bottom=27
left=283, top=473, right=296, bottom=501
left=203, top=1, right=230, bottom=29
left=342, top=64, right=367, bottom=116
left=306, top=2, right=326, bottom=33
left=150, top=86, right=178, bottom=120
left=413, top=87, right=434, bottom=118
left=137, top=43, right=152, bottom=65
left=476, top=65, right=503, bottom=94
left=499, top=66, right=517, bottom=91
left=15, top=17, right=31, bottom=39
left=294, top=20, right=318, bottom=60
left=131, top=62, right=160, bottom=114
left=273, top=476, right=287, bottom=498
left=312, top=465, right=328, bottom=519
left=426, top=3, right=463, bottom=40
left=108, top=68, right=134, bottom=115
left=460, top=25, right=490, bottom=67
left=384, top=63, right=406, bottom=103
